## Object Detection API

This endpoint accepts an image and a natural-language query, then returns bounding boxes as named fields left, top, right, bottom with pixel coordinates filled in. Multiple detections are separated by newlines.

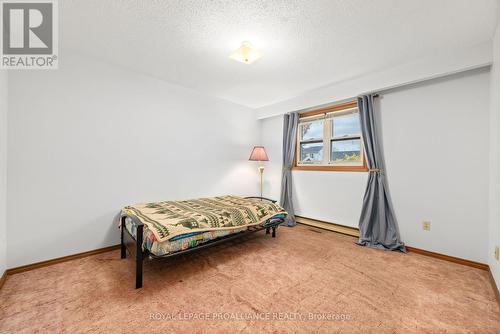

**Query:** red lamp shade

left=249, top=146, right=269, bottom=161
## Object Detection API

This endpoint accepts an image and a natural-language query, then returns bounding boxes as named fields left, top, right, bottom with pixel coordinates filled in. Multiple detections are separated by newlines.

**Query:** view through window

left=295, top=101, right=367, bottom=171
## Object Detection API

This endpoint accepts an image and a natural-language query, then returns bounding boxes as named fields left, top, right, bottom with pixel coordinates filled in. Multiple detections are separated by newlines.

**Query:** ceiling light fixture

left=229, top=41, right=262, bottom=64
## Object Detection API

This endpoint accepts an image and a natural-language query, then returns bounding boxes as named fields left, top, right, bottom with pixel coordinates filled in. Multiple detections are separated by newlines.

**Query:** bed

left=120, top=195, right=287, bottom=288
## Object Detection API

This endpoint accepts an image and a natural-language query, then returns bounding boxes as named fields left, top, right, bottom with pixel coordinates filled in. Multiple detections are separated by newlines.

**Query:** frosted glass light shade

left=229, top=42, right=262, bottom=64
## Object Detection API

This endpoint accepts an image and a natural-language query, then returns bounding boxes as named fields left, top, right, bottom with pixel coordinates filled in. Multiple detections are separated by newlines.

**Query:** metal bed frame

left=120, top=196, right=284, bottom=288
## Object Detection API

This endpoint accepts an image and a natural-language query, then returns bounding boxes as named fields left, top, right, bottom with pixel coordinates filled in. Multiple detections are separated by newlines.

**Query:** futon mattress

left=122, top=195, right=287, bottom=256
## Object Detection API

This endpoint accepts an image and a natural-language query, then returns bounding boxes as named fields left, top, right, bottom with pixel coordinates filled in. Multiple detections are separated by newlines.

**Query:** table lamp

left=249, top=146, right=269, bottom=199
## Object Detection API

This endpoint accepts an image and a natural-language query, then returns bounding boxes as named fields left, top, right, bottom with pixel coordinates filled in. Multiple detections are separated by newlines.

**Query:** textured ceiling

left=61, top=0, right=499, bottom=108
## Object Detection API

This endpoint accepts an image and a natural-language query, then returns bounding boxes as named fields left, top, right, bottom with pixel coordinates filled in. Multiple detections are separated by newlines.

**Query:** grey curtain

left=357, top=95, right=405, bottom=252
left=280, top=112, right=299, bottom=226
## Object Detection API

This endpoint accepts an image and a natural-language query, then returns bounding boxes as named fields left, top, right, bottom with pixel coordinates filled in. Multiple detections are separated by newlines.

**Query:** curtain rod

left=294, top=93, right=380, bottom=116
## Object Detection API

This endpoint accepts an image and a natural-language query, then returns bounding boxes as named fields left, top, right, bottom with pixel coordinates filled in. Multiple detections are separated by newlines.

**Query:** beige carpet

left=0, top=225, right=499, bottom=333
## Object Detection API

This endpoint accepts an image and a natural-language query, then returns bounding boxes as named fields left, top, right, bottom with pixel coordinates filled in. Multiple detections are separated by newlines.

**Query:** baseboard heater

left=295, top=215, right=491, bottom=273
left=295, top=215, right=359, bottom=237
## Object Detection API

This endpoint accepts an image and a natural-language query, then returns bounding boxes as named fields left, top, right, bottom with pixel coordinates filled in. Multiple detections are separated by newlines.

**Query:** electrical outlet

left=495, top=246, right=499, bottom=261
left=422, top=221, right=431, bottom=231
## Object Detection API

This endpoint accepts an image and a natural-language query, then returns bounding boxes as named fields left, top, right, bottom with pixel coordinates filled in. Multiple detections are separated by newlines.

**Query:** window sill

left=292, top=165, right=368, bottom=172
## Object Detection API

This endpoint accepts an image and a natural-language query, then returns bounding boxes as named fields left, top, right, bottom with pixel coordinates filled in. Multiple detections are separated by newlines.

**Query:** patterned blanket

left=122, top=195, right=287, bottom=242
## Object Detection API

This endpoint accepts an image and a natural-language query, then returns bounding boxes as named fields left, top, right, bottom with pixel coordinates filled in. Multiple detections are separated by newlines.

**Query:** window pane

left=301, top=120, right=323, bottom=141
left=300, top=142, right=323, bottom=163
left=332, top=112, right=360, bottom=138
left=330, top=139, right=362, bottom=164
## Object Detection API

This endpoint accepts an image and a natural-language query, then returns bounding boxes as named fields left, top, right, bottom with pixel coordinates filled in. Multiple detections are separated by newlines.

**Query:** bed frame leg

left=266, top=227, right=270, bottom=234
left=136, top=224, right=144, bottom=289
left=272, top=226, right=276, bottom=238
left=120, top=216, right=126, bottom=259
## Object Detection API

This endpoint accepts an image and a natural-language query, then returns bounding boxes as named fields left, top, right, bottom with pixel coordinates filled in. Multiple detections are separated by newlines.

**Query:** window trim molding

left=292, top=100, right=368, bottom=172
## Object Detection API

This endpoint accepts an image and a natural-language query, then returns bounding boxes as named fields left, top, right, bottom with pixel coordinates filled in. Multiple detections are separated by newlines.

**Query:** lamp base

left=258, top=166, right=264, bottom=199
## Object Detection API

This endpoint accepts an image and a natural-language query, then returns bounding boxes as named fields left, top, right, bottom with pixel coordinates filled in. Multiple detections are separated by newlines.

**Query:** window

left=294, top=101, right=367, bottom=172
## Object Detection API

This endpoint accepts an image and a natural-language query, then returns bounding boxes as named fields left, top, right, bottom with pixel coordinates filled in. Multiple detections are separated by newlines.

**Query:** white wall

left=261, top=68, right=490, bottom=263
left=261, top=116, right=366, bottom=227
left=0, top=71, right=7, bottom=277
left=257, top=42, right=492, bottom=119
left=489, top=21, right=500, bottom=287
left=7, top=51, right=260, bottom=268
